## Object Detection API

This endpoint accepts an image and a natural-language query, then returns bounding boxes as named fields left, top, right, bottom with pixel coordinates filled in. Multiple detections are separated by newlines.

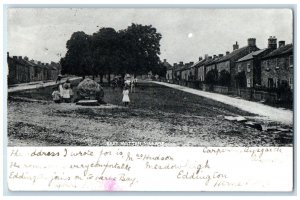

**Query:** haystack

left=76, top=78, right=104, bottom=102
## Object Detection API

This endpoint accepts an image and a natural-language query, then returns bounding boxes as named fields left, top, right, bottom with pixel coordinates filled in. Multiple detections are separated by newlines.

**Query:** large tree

left=61, top=31, right=93, bottom=78
left=91, top=28, right=120, bottom=83
left=61, top=24, right=163, bottom=79
left=119, top=23, right=162, bottom=76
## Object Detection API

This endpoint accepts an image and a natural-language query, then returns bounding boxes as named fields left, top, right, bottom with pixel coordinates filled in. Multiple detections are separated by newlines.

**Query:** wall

left=235, top=60, right=254, bottom=88
left=216, top=60, right=230, bottom=73
left=197, top=66, right=205, bottom=82
left=261, top=55, right=293, bottom=89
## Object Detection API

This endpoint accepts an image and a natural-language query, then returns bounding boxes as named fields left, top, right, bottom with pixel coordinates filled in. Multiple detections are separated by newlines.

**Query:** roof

left=190, top=58, right=208, bottom=68
left=236, top=48, right=268, bottom=62
left=215, top=46, right=257, bottom=63
left=163, top=61, right=173, bottom=70
left=205, top=57, right=220, bottom=66
left=262, top=44, right=293, bottom=59
left=8, top=56, right=58, bottom=70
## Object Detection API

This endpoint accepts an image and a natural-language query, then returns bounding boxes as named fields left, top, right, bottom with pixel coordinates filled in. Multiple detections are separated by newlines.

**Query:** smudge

left=104, top=180, right=116, bottom=192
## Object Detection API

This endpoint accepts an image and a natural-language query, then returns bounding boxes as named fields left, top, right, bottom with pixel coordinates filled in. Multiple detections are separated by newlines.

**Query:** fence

left=164, top=79, right=291, bottom=108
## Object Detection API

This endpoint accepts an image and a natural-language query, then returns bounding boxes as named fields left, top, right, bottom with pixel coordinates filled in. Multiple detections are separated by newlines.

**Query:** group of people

left=52, top=78, right=74, bottom=103
left=51, top=75, right=137, bottom=106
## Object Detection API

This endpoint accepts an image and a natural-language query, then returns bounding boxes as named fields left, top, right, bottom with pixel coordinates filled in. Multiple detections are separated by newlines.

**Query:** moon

left=188, top=33, right=193, bottom=38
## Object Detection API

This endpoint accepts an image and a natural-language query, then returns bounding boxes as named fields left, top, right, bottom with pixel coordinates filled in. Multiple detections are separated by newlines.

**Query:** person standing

left=122, top=86, right=130, bottom=107
left=60, top=82, right=71, bottom=103
left=52, top=87, right=61, bottom=103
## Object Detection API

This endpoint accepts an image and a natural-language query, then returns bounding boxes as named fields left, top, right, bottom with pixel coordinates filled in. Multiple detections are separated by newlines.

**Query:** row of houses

left=7, top=53, right=61, bottom=85
left=165, top=36, right=293, bottom=91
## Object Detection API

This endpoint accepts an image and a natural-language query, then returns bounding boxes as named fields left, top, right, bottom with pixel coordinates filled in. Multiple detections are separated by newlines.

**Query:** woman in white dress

left=122, top=86, right=130, bottom=107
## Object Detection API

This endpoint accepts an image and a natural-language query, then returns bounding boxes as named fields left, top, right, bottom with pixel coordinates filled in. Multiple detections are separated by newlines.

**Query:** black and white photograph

left=7, top=8, right=293, bottom=147
left=3, top=5, right=297, bottom=193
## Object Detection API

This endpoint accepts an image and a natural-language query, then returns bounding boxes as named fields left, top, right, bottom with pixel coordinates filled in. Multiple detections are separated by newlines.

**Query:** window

left=289, top=77, right=293, bottom=89
left=238, top=64, right=241, bottom=72
left=268, top=78, right=274, bottom=88
left=247, top=62, right=251, bottom=72
left=275, top=58, right=279, bottom=70
left=247, top=78, right=251, bottom=88
left=265, top=60, right=270, bottom=71
left=289, top=55, right=293, bottom=68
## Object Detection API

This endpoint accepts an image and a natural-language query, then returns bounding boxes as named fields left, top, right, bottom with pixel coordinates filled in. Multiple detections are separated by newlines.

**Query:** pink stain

left=104, top=180, right=117, bottom=192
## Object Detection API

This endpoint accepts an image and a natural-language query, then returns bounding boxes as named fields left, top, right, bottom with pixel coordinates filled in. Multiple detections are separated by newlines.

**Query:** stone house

left=214, top=38, right=259, bottom=87
left=7, top=55, right=31, bottom=84
left=7, top=53, right=60, bottom=85
left=261, top=42, right=293, bottom=90
left=163, top=59, right=173, bottom=82
left=197, top=56, right=212, bottom=82
left=235, top=48, right=272, bottom=88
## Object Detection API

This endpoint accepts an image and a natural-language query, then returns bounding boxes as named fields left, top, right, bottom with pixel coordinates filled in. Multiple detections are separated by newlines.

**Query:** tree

left=205, top=69, right=218, bottom=85
left=118, top=23, right=162, bottom=76
left=218, top=70, right=231, bottom=86
left=60, top=24, right=163, bottom=80
left=91, top=28, right=120, bottom=83
left=61, top=31, right=93, bottom=78
left=235, top=71, right=247, bottom=88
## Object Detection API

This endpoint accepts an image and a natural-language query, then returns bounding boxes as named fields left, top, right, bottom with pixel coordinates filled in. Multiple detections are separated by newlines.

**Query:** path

left=8, top=77, right=82, bottom=93
left=152, top=81, right=293, bottom=125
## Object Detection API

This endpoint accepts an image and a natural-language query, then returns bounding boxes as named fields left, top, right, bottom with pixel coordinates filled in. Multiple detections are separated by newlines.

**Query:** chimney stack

left=233, top=41, right=239, bottom=50
left=247, top=38, right=256, bottom=47
left=7, top=52, right=9, bottom=58
left=199, top=57, right=203, bottom=61
left=24, top=56, right=29, bottom=61
left=205, top=54, right=208, bottom=59
left=190, top=62, right=194, bottom=65
left=278, top=41, right=285, bottom=48
left=213, top=55, right=218, bottom=59
left=18, top=56, right=22, bottom=60
left=179, top=61, right=184, bottom=65
left=38, top=61, right=41, bottom=65
left=226, top=51, right=230, bottom=55
left=268, top=36, right=277, bottom=49
left=163, top=59, right=167, bottom=63
left=208, top=56, right=212, bottom=60
left=218, top=54, right=224, bottom=57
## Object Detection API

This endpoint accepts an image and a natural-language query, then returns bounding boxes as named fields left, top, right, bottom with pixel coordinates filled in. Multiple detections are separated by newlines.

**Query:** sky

left=7, top=8, right=293, bottom=64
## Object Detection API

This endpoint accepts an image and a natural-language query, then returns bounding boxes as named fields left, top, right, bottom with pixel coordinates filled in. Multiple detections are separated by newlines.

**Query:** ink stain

left=104, top=180, right=116, bottom=191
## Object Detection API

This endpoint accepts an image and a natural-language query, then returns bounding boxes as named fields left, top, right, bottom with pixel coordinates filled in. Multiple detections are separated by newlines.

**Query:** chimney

left=213, top=55, right=218, bottom=59
left=179, top=61, right=184, bottom=65
left=38, top=61, right=41, bottom=65
left=233, top=41, right=239, bottom=50
left=199, top=57, right=203, bottom=61
left=218, top=54, right=224, bottom=57
left=205, top=54, right=208, bottom=59
left=226, top=51, right=230, bottom=55
left=268, top=36, right=277, bottom=49
left=46, top=63, right=49, bottom=66
left=208, top=56, right=212, bottom=60
left=278, top=41, right=285, bottom=48
left=13, top=56, right=17, bottom=59
left=190, top=62, right=194, bottom=65
left=163, top=59, right=167, bottom=63
left=24, top=56, right=29, bottom=61
left=248, top=38, right=256, bottom=47
left=18, top=56, right=22, bottom=60
left=7, top=52, right=9, bottom=58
